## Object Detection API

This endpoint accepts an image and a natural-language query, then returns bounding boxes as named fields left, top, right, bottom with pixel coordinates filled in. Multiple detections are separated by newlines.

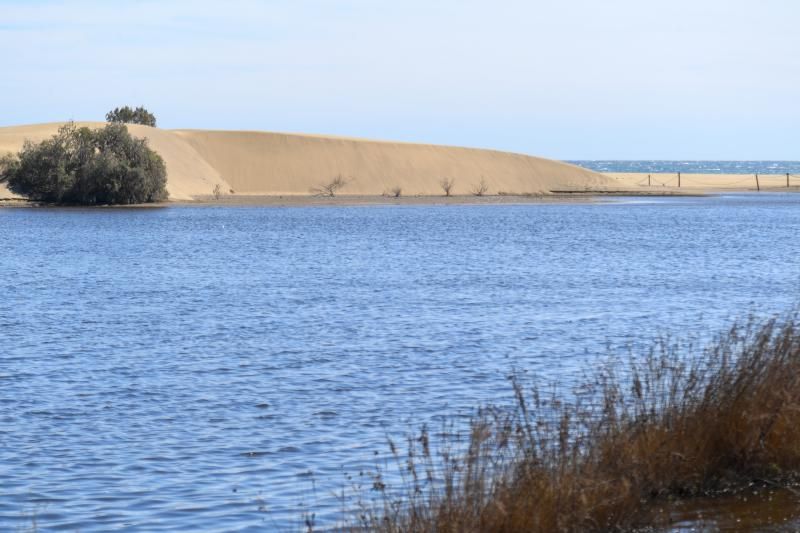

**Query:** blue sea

left=569, top=160, right=800, bottom=174
left=2, top=193, right=800, bottom=530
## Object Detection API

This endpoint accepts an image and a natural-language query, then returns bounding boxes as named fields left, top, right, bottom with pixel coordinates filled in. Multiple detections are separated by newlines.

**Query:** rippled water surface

left=570, top=160, right=800, bottom=174
left=2, top=195, right=800, bottom=531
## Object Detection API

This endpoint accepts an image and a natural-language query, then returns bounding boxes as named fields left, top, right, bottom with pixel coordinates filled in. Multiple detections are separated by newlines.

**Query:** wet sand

left=180, top=192, right=667, bottom=207
left=665, top=486, right=800, bottom=531
left=0, top=191, right=703, bottom=209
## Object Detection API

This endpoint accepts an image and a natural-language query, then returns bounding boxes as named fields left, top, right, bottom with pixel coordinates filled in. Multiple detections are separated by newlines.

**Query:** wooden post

left=755, top=173, right=760, bottom=191
left=678, top=171, right=681, bottom=187
left=788, top=173, right=791, bottom=188
left=648, top=174, right=651, bottom=186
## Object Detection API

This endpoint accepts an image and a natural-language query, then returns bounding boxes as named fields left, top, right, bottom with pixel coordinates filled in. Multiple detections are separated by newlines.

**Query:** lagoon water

left=2, top=194, right=800, bottom=531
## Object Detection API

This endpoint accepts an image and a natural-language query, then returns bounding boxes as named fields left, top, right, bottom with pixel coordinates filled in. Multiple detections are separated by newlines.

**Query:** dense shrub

left=105, top=106, right=157, bottom=127
left=0, top=122, right=167, bottom=205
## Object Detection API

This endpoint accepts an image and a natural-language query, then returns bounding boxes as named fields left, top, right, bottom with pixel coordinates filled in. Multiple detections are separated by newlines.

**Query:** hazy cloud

left=2, top=0, right=798, bottom=158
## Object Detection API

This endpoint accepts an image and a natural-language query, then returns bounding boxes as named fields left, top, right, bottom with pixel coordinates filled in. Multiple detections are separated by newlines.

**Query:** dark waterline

left=2, top=194, right=800, bottom=531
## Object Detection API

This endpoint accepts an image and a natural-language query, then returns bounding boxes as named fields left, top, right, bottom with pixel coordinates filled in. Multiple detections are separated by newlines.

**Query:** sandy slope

left=0, top=122, right=612, bottom=200
left=171, top=129, right=611, bottom=197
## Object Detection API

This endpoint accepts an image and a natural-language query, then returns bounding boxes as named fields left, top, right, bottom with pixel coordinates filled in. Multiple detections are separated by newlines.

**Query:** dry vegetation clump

left=471, top=177, right=489, bottom=196
left=311, top=174, right=348, bottom=197
left=439, top=177, right=455, bottom=196
left=348, top=314, right=800, bottom=532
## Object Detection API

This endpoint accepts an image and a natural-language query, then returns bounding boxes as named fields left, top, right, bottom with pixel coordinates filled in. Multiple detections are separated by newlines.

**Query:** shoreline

left=5, top=178, right=800, bottom=209
left=0, top=191, right=705, bottom=209
left=179, top=191, right=695, bottom=207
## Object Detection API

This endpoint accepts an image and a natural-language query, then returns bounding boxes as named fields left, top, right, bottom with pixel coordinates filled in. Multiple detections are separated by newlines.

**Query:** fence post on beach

left=755, top=174, right=760, bottom=191
left=788, top=173, right=791, bottom=188
left=678, top=172, right=681, bottom=187
left=648, top=174, right=651, bottom=187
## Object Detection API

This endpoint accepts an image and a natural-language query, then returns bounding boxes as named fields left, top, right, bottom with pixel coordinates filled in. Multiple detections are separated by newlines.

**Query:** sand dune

left=0, top=122, right=613, bottom=201
left=171, top=129, right=613, bottom=197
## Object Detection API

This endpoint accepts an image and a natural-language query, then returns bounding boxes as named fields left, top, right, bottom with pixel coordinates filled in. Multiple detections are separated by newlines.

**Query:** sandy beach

left=606, top=172, right=800, bottom=193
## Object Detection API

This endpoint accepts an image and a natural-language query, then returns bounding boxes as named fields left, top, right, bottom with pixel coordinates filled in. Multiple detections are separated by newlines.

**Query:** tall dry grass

left=347, top=314, right=800, bottom=532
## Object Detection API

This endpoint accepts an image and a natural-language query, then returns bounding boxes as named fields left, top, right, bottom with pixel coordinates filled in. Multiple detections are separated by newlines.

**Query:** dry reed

left=346, top=314, right=800, bottom=532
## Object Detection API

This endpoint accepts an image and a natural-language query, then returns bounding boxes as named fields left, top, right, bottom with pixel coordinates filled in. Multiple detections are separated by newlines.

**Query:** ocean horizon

left=569, top=160, right=800, bottom=174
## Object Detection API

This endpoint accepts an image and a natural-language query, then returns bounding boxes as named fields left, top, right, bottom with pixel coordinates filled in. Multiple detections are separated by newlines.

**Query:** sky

left=1, top=0, right=798, bottom=159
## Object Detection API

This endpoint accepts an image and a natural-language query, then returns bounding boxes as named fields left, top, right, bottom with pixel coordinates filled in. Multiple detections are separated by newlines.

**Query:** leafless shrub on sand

left=471, top=177, right=489, bottom=196
left=311, top=174, right=348, bottom=197
left=439, top=177, right=455, bottom=196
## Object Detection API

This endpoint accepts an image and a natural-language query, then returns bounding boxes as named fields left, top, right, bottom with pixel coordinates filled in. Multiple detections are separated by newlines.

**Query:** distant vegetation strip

left=346, top=313, right=800, bottom=532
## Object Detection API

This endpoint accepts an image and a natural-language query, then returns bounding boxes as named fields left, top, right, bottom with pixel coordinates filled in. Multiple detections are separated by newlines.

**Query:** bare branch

left=471, top=177, right=489, bottom=196
left=310, top=174, right=348, bottom=197
left=439, top=177, right=455, bottom=196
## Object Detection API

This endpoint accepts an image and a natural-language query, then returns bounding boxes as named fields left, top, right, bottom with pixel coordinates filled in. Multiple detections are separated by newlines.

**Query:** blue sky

left=1, top=0, right=798, bottom=159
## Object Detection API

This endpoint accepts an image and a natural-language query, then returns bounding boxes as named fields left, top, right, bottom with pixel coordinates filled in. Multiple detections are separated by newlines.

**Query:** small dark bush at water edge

left=346, top=314, right=800, bottom=532
left=0, top=122, right=167, bottom=205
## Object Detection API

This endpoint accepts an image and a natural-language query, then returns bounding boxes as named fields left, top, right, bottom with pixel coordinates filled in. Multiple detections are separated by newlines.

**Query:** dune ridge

left=0, top=122, right=612, bottom=201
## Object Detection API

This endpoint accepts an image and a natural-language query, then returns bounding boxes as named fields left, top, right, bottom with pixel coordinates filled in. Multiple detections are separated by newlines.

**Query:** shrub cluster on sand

left=105, top=105, right=157, bottom=127
left=349, top=314, right=800, bottom=532
left=0, top=122, right=167, bottom=205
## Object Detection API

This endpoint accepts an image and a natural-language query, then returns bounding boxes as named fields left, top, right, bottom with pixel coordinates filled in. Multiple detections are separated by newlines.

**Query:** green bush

left=105, top=106, right=157, bottom=127
left=0, top=122, right=167, bottom=205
